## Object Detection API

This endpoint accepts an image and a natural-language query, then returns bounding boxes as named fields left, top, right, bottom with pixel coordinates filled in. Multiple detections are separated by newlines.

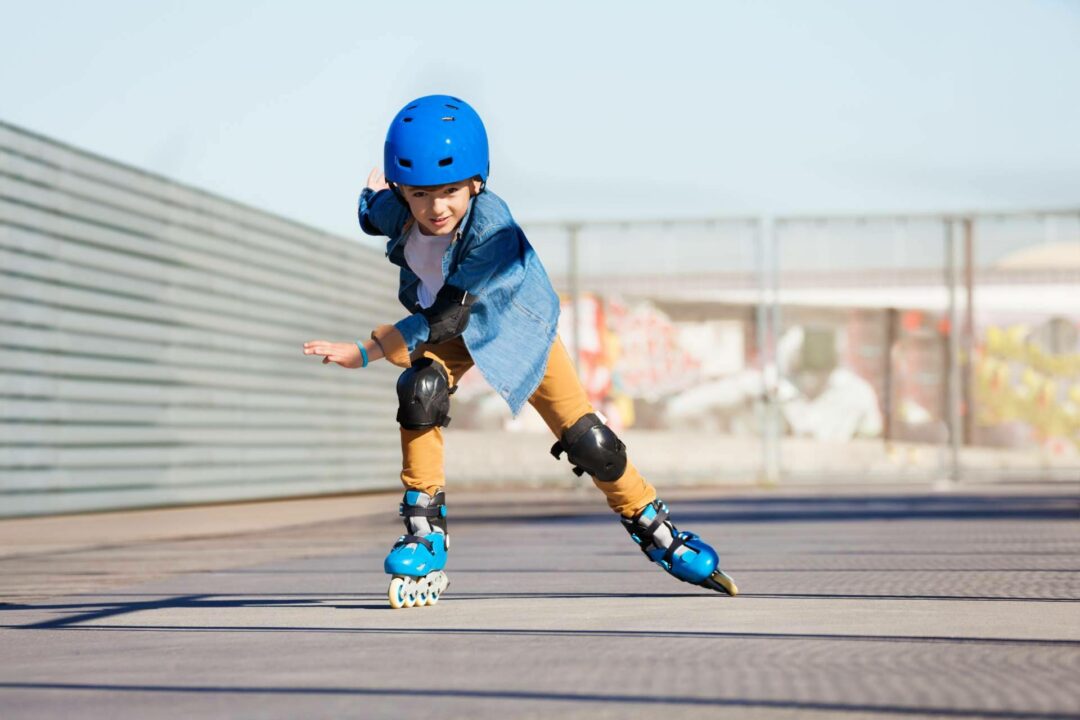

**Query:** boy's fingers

left=366, top=168, right=389, bottom=191
left=304, top=342, right=351, bottom=363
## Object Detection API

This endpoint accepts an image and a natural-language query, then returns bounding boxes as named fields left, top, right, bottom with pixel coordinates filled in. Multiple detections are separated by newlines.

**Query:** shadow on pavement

left=458, top=494, right=1080, bottom=525
left=0, top=590, right=724, bottom=628
left=5, top=591, right=1080, bottom=633
left=0, top=595, right=336, bottom=629
left=0, top=680, right=1072, bottom=719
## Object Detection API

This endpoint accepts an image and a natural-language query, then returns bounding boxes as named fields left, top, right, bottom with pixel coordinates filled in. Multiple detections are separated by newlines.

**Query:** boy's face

left=398, top=178, right=482, bottom=236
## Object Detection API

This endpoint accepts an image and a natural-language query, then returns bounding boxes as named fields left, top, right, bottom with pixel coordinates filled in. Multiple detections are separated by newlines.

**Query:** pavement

left=1, top=482, right=1079, bottom=719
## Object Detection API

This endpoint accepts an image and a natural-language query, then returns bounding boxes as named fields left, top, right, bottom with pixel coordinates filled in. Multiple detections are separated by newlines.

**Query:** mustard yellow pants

left=399, top=337, right=657, bottom=518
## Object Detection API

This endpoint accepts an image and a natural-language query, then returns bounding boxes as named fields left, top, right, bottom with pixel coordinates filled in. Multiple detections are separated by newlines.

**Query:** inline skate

left=384, top=490, right=450, bottom=608
left=622, top=498, right=738, bottom=596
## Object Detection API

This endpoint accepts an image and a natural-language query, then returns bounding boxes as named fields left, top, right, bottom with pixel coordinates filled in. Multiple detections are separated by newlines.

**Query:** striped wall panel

left=0, top=121, right=405, bottom=517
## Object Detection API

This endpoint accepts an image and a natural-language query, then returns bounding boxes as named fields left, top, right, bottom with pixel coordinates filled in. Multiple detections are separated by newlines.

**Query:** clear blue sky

left=2, top=0, right=1078, bottom=238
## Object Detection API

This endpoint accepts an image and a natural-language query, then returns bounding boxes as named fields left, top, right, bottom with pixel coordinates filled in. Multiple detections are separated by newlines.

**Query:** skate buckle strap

left=637, top=502, right=670, bottom=544
left=662, top=532, right=692, bottom=568
left=392, top=534, right=434, bottom=553
left=622, top=501, right=671, bottom=552
left=399, top=504, right=446, bottom=518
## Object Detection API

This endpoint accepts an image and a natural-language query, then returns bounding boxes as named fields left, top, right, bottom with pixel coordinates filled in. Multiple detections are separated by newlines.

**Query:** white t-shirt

left=403, top=222, right=453, bottom=309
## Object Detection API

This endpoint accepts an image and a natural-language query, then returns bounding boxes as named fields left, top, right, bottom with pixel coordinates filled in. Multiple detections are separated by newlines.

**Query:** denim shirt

left=358, top=187, right=561, bottom=416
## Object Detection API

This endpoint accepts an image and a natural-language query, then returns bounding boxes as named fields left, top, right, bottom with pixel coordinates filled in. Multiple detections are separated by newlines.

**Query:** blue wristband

left=356, top=341, right=369, bottom=368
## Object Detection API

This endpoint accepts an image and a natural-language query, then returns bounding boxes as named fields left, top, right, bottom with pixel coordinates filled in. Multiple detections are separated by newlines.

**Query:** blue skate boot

left=384, top=490, right=450, bottom=608
left=622, top=499, right=738, bottom=596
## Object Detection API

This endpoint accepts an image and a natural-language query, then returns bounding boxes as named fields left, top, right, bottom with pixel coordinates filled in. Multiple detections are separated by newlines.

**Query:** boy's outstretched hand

left=303, top=339, right=383, bottom=368
left=367, top=168, right=389, bottom=192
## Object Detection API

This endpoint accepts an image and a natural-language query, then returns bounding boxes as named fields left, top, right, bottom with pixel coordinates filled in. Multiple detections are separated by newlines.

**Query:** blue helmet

left=384, top=95, right=489, bottom=187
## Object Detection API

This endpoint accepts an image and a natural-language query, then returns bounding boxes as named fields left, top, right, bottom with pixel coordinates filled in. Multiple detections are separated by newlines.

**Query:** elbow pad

left=421, top=284, right=476, bottom=345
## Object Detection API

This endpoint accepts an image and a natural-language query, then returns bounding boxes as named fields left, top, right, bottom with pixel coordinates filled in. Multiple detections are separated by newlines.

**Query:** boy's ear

left=469, top=178, right=483, bottom=196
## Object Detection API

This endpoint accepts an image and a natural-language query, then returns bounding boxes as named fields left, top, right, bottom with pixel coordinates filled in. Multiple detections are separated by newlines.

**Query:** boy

left=303, top=95, right=737, bottom=608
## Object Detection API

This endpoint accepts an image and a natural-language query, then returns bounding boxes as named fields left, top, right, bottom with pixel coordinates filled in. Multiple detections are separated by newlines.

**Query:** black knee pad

left=550, top=413, right=627, bottom=482
left=396, top=358, right=452, bottom=430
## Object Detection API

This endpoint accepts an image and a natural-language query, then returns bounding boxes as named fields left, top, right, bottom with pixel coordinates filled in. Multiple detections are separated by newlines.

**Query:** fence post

left=567, top=223, right=582, bottom=372
left=757, top=216, right=781, bottom=486
left=962, top=217, right=975, bottom=447
left=944, top=218, right=963, bottom=483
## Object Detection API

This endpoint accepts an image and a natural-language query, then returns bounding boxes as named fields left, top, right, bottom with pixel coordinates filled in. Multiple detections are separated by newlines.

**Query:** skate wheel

left=388, top=576, right=408, bottom=609
left=415, top=576, right=431, bottom=606
left=707, top=570, right=738, bottom=597
left=402, top=578, right=419, bottom=608
left=428, top=572, right=447, bottom=605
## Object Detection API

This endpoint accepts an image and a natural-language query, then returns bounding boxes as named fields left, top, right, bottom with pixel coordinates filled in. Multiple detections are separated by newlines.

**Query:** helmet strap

left=388, top=182, right=408, bottom=205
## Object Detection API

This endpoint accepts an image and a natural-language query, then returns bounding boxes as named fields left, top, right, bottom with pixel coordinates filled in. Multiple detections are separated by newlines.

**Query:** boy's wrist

left=371, top=325, right=411, bottom=368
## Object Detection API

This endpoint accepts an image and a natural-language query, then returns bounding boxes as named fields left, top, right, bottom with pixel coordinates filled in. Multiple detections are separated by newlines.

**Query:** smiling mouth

left=430, top=216, right=451, bottom=225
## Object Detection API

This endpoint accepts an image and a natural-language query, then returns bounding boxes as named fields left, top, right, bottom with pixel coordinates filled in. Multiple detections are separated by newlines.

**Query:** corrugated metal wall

left=0, top=121, right=404, bottom=517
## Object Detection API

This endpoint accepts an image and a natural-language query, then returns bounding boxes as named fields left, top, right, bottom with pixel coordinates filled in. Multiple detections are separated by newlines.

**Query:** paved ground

left=1, top=484, right=1079, bottom=719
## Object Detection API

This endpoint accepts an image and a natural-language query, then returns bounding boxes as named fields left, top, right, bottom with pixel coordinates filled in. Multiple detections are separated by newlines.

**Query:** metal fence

left=510, top=212, right=1080, bottom=484
left=0, top=121, right=403, bottom=517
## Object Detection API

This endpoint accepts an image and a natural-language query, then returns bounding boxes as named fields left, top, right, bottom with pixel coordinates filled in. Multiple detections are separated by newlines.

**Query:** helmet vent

left=406, top=105, right=418, bottom=110
left=441, top=116, right=455, bottom=122
left=445, top=103, right=459, bottom=110
left=403, top=117, right=413, bottom=123
left=397, top=158, right=413, bottom=169
left=438, top=157, right=453, bottom=167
